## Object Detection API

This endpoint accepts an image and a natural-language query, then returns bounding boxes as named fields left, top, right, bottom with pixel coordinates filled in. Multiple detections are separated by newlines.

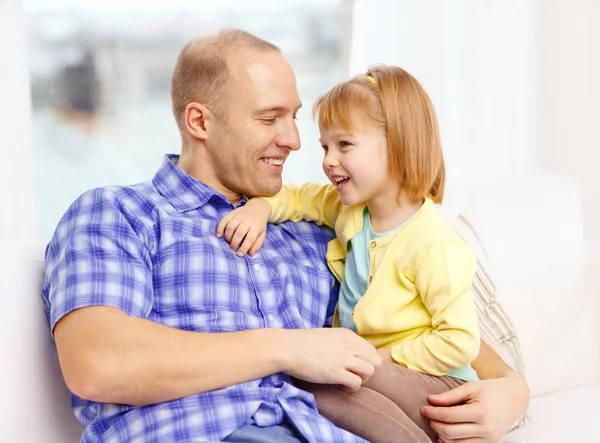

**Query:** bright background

left=0, top=0, right=598, bottom=280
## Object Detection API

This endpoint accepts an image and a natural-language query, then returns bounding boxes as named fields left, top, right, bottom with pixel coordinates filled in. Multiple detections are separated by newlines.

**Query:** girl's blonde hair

left=313, top=64, right=445, bottom=204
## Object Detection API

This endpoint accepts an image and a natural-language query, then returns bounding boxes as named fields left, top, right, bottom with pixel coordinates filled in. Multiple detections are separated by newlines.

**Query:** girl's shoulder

left=407, top=204, right=468, bottom=249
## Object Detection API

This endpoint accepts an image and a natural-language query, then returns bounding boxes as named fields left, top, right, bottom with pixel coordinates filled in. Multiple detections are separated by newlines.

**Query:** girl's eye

left=339, top=141, right=350, bottom=148
left=321, top=145, right=328, bottom=153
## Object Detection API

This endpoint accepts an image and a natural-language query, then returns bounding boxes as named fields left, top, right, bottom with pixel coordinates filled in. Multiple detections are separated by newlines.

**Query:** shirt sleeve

left=262, top=183, right=344, bottom=229
left=323, top=280, right=340, bottom=328
left=391, top=239, right=480, bottom=375
left=42, top=188, right=154, bottom=335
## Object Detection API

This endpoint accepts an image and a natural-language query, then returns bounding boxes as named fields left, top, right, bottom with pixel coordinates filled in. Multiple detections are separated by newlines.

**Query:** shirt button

left=369, top=275, right=373, bottom=283
left=370, top=241, right=377, bottom=249
left=253, top=264, right=261, bottom=271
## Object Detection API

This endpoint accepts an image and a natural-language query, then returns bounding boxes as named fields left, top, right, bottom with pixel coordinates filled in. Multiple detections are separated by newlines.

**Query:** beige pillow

left=453, top=204, right=532, bottom=428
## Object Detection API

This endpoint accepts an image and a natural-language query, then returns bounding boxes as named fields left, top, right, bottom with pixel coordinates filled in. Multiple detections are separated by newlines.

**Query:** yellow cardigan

left=263, top=183, right=480, bottom=376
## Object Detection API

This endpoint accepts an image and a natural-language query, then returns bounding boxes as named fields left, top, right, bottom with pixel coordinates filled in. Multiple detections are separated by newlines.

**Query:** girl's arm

left=390, top=239, right=480, bottom=375
left=262, top=182, right=343, bottom=228
left=217, top=183, right=344, bottom=256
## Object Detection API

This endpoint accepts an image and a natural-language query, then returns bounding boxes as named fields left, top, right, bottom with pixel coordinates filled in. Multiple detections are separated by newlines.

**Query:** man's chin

left=247, top=181, right=282, bottom=198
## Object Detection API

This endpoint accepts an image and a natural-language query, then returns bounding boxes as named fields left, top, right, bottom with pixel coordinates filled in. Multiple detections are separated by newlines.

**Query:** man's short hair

left=170, top=29, right=280, bottom=131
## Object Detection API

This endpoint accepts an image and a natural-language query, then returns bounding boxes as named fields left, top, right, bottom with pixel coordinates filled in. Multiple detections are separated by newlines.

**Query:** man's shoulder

left=101, top=181, right=157, bottom=202
left=53, top=181, right=162, bottom=243
left=69, top=181, right=159, bottom=213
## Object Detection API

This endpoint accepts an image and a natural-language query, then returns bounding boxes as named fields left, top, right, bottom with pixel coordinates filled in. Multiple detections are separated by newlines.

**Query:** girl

left=217, top=65, right=480, bottom=443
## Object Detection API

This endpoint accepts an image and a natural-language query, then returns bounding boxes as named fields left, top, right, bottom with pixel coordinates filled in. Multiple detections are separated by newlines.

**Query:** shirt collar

left=152, top=154, right=240, bottom=212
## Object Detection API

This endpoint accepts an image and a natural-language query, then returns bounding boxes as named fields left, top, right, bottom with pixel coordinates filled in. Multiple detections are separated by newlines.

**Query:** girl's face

left=319, top=122, right=399, bottom=208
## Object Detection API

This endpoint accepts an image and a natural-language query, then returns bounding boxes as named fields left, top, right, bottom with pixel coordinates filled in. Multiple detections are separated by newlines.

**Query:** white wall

left=350, top=2, right=599, bottom=256
left=350, top=0, right=534, bottom=190
left=350, top=0, right=599, bottom=264
left=533, top=0, right=600, bottom=269
left=531, top=0, right=600, bottom=379
left=0, top=0, right=37, bottom=240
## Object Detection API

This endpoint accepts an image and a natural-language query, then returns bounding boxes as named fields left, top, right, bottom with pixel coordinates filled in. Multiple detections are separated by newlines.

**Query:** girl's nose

left=324, top=152, right=339, bottom=169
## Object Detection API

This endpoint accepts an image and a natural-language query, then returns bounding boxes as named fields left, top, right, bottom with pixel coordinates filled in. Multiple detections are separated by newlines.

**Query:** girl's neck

left=367, top=193, right=424, bottom=234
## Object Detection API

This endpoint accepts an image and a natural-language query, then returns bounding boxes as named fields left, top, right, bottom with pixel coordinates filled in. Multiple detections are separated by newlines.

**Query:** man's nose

left=276, top=118, right=300, bottom=151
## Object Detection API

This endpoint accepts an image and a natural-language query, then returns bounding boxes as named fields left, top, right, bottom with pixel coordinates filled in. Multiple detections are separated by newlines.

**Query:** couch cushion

left=501, top=385, right=600, bottom=443
left=469, top=173, right=598, bottom=397
left=452, top=205, right=531, bottom=428
left=453, top=204, right=526, bottom=376
left=0, top=242, right=82, bottom=442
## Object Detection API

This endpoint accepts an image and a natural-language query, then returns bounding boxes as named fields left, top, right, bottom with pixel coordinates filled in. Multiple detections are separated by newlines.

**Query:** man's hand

left=420, top=371, right=529, bottom=443
left=376, top=347, right=394, bottom=363
left=217, top=198, right=272, bottom=257
left=281, top=328, right=383, bottom=391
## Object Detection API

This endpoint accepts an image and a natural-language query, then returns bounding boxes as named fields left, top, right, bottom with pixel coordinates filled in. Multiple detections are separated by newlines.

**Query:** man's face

left=207, top=50, right=301, bottom=200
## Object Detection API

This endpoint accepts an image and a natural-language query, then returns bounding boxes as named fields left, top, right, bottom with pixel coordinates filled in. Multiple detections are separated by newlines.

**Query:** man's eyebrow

left=255, top=104, right=303, bottom=115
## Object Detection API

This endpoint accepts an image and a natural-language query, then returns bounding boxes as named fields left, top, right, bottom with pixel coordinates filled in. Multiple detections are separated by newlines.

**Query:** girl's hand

left=216, top=198, right=272, bottom=257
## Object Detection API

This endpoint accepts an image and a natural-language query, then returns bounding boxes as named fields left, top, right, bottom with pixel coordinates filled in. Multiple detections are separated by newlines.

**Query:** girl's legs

left=362, top=362, right=465, bottom=441
left=296, top=379, right=431, bottom=443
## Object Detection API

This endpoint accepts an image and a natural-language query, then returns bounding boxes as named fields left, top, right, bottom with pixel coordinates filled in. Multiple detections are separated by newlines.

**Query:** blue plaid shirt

left=43, top=155, right=367, bottom=443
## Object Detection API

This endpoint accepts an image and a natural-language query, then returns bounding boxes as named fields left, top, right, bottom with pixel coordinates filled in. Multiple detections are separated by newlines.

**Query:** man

left=43, top=29, right=529, bottom=443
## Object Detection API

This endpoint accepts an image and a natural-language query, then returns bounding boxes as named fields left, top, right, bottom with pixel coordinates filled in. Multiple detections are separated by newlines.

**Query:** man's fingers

left=430, top=421, right=482, bottom=441
left=437, top=438, right=482, bottom=443
left=421, top=402, right=481, bottom=424
left=248, top=231, right=267, bottom=256
left=354, top=343, right=383, bottom=369
left=346, top=357, right=377, bottom=383
left=445, top=439, right=482, bottom=443
left=426, top=381, right=474, bottom=406
left=338, top=371, right=363, bottom=392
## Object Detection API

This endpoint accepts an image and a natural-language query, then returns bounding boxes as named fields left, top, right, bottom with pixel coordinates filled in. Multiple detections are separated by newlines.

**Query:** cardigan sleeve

left=261, top=182, right=344, bottom=229
left=390, top=239, right=480, bottom=375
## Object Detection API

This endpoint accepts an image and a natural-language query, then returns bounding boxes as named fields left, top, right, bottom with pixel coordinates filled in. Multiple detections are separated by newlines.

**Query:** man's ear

left=184, top=102, right=214, bottom=140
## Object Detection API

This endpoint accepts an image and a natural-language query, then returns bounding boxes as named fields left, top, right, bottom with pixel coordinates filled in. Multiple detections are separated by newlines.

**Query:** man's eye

left=261, top=118, right=276, bottom=124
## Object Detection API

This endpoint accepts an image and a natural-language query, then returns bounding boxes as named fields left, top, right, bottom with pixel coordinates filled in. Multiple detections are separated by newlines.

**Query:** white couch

left=1, top=171, right=597, bottom=442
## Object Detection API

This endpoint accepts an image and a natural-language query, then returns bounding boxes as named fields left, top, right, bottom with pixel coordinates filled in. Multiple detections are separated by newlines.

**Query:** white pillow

left=449, top=173, right=598, bottom=398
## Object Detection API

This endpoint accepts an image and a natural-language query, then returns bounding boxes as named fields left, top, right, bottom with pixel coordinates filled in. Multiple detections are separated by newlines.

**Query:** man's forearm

left=472, top=340, right=514, bottom=379
left=55, top=306, right=291, bottom=406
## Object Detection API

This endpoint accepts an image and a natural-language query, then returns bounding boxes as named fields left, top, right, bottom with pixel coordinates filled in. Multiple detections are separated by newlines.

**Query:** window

left=25, top=0, right=353, bottom=240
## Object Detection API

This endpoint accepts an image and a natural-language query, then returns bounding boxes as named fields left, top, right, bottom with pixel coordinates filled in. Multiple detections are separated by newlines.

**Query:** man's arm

left=55, top=306, right=381, bottom=406
left=420, top=340, right=529, bottom=443
left=471, top=339, right=523, bottom=379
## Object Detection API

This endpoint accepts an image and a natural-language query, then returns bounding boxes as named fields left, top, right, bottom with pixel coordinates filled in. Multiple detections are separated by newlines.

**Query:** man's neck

left=177, top=149, right=242, bottom=206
